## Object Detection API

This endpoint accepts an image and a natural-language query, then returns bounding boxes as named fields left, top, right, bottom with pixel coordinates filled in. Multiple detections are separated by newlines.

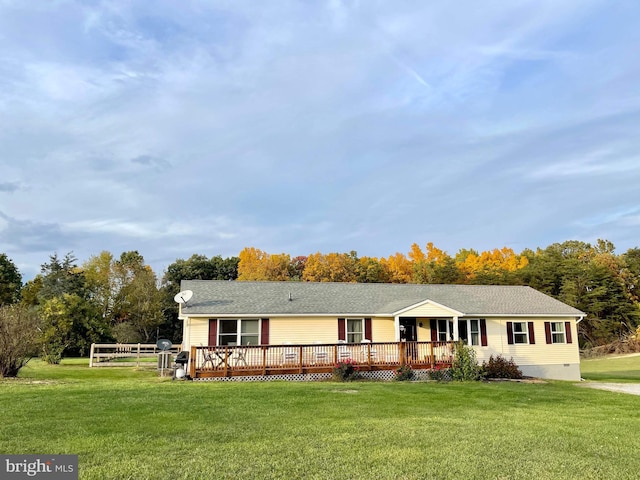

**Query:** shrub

left=395, top=364, right=414, bottom=381
left=0, top=304, right=41, bottom=377
left=482, top=355, right=523, bottom=379
left=332, top=359, right=359, bottom=381
left=428, top=365, right=451, bottom=382
left=451, top=341, right=482, bottom=381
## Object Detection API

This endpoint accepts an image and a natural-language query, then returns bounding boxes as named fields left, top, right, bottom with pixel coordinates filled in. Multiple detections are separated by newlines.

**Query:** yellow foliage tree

left=238, top=247, right=291, bottom=281
left=302, top=252, right=358, bottom=283
left=380, top=253, right=413, bottom=283
left=459, top=247, right=529, bottom=282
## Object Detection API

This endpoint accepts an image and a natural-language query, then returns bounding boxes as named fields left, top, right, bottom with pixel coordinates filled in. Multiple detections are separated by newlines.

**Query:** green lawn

left=580, top=353, right=640, bottom=382
left=1, top=359, right=640, bottom=479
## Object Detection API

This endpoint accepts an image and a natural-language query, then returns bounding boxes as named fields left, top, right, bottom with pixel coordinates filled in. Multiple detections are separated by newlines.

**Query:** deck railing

left=190, top=341, right=455, bottom=378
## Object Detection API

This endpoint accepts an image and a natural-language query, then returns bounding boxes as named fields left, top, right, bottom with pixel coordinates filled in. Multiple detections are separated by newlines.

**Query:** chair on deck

left=337, top=340, right=351, bottom=362
left=281, top=342, right=299, bottom=364
left=313, top=341, right=329, bottom=364
left=231, top=343, right=249, bottom=366
left=360, top=339, right=377, bottom=362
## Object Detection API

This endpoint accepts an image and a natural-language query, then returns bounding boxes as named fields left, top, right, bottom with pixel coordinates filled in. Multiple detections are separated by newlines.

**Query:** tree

left=38, top=252, right=86, bottom=301
left=161, top=254, right=239, bottom=342
left=35, top=252, right=105, bottom=360
left=237, top=247, right=291, bottom=281
left=112, top=251, right=163, bottom=343
left=288, top=256, right=307, bottom=281
left=116, top=267, right=163, bottom=343
left=0, top=253, right=22, bottom=305
left=0, top=304, right=40, bottom=377
left=302, top=252, right=359, bottom=282
left=380, top=253, right=412, bottom=283
left=459, top=247, right=528, bottom=284
left=356, top=256, right=389, bottom=283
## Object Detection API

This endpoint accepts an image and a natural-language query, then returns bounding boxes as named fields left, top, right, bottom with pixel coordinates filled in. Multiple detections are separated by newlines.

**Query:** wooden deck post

left=298, top=346, right=303, bottom=374
left=430, top=342, right=435, bottom=368
left=262, top=346, right=267, bottom=376
left=190, top=346, right=196, bottom=378
left=399, top=342, right=405, bottom=366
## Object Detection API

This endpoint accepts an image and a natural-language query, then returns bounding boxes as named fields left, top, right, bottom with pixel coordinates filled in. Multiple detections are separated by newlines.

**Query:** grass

left=580, top=353, right=640, bottom=382
left=1, top=359, right=640, bottom=479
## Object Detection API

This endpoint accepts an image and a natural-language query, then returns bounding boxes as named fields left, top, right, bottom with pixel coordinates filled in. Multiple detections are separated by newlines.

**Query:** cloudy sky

left=1, top=1, right=639, bottom=280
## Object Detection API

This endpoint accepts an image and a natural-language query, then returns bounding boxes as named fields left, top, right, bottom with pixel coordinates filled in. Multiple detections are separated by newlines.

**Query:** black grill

left=175, top=351, right=189, bottom=366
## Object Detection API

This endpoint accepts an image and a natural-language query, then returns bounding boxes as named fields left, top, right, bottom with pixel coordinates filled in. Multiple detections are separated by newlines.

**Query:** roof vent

left=288, top=292, right=293, bottom=301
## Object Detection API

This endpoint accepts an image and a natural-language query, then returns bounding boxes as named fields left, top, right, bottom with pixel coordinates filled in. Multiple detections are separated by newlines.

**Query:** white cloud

left=1, top=0, right=639, bottom=278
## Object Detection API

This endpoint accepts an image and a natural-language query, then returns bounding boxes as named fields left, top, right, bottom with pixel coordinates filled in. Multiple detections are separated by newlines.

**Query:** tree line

left=1, top=239, right=639, bottom=375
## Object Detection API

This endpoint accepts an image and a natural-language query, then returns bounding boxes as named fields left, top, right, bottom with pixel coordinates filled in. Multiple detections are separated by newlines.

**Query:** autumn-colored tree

left=288, top=256, right=307, bottom=280
left=459, top=247, right=528, bottom=284
left=408, top=243, right=461, bottom=284
left=238, top=247, right=291, bottom=281
left=380, top=253, right=412, bottom=283
left=302, top=252, right=359, bottom=282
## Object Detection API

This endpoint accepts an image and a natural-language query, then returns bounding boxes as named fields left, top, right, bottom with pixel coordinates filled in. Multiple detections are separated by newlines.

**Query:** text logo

left=1, top=455, right=77, bottom=479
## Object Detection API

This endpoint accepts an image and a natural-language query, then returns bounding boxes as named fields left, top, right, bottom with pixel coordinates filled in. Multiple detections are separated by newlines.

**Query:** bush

left=332, top=359, right=359, bottom=381
left=428, top=365, right=451, bottom=382
left=451, top=341, right=482, bottom=381
left=0, top=304, right=41, bottom=377
left=395, top=364, right=414, bottom=381
left=482, top=355, right=523, bottom=379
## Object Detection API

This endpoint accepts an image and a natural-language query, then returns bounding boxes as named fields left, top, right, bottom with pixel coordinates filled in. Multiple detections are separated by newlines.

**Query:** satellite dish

left=173, top=290, right=193, bottom=304
left=156, top=339, right=173, bottom=351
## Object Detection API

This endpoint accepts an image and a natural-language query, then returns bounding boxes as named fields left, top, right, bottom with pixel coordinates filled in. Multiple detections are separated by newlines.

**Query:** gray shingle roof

left=180, top=281, right=584, bottom=317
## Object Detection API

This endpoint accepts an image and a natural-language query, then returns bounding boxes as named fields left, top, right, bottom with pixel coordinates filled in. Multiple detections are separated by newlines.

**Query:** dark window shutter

left=430, top=319, right=437, bottom=342
left=480, top=319, right=488, bottom=346
left=506, top=322, right=514, bottom=345
left=338, top=318, right=346, bottom=341
left=565, top=321, right=573, bottom=344
left=260, top=318, right=270, bottom=345
left=208, top=319, right=218, bottom=346
left=364, top=318, right=372, bottom=341
left=545, top=322, right=552, bottom=344
left=528, top=322, right=535, bottom=345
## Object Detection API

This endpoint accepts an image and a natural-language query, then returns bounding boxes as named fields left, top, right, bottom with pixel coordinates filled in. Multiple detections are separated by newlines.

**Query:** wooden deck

left=190, top=341, right=455, bottom=378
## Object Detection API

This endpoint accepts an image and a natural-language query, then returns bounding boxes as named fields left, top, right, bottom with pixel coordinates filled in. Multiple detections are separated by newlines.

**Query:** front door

left=399, top=317, right=417, bottom=342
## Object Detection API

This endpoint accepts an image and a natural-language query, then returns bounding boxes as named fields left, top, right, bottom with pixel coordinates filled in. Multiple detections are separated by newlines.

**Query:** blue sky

left=1, top=0, right=639, bottom=280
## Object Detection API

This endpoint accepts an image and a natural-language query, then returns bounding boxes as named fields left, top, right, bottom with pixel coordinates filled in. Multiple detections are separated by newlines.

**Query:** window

left=458, top=319, right=486, bottom=346
left=512, top=322, right=529, bottom=344
left=435, top=319, right=453, bottom=342
left=506, top=321, right=535, bottom=345
left=550, top=322, right=565, bottom=344
left=544, top=321, right=572, bottom=344
left=218, top=319, right=260, bottom=346
left=346, top=318, right=364, bottom=343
